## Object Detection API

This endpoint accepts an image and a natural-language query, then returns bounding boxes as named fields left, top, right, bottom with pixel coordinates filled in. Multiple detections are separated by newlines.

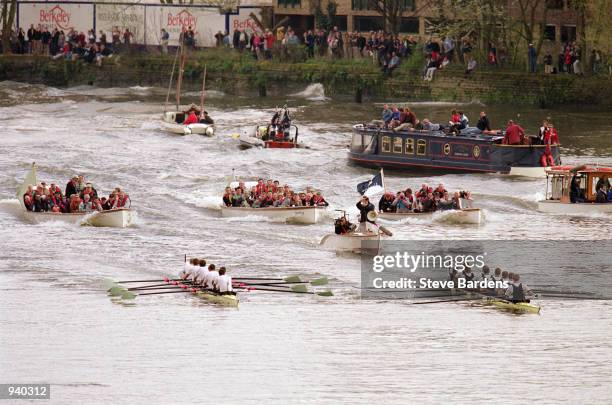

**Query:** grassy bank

left=1, top=48, right=610, bottom=107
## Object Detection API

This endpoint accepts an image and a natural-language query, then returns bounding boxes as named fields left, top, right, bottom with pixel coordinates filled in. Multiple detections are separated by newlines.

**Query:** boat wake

left=291, top=83, right=328, bottom=101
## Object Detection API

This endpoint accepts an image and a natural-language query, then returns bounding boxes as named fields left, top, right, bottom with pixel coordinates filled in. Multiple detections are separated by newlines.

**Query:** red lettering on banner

left=167, top=10, right=197, bottom=28
left=232, top=18, right=261, bottom=33
left=38, top=5, right=71, bottom=31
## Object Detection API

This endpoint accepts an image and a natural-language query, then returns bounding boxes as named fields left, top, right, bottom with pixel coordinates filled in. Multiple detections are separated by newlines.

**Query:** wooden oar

left=408, top=296, right=482, bottom=305
left=234, top=277, right=328, bottom=288
left=234, top=275, right=300, bottom=282
left=234, top=285, right=333, bottom=297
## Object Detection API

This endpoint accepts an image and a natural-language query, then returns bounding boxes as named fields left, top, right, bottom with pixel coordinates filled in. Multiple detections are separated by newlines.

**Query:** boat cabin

left=545, top=165, right=612, bottom=203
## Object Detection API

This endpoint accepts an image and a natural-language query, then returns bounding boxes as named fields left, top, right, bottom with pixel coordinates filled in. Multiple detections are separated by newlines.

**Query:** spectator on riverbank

left=528, top=43, right=537, bottom=73
left=161, top=29, right=170, bottom=54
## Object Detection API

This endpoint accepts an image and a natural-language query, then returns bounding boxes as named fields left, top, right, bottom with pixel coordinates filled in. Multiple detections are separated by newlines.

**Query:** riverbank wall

left=1, top=50, right=610, bottom=107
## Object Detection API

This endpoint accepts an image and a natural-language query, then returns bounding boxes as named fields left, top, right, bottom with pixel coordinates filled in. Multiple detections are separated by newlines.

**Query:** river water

left=0, top=81, right=611, bottom=404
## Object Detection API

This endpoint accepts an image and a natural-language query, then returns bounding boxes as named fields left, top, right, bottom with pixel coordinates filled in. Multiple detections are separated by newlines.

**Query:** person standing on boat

left=65, top=176, right=78, bottom=199
left=503, top=120, right=525, bottom=145
left=504, top=274, right=533, bottom=303
left=476, top=112, right=491, bottom=132
left=356, top=196, right=376, bottom=232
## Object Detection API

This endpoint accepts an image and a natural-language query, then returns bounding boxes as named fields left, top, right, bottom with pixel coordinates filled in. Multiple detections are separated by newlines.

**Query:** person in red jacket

left=503, top=120, right=525, bottom=145
left=183, top=110, right=198, bottom=125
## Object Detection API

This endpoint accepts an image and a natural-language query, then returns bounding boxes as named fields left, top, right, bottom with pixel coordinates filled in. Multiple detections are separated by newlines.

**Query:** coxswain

left=503, top=120, right=525, bottom=145
left=216, top=267, right=233, bottom=294
left=504, top=274, right=533, bottom=303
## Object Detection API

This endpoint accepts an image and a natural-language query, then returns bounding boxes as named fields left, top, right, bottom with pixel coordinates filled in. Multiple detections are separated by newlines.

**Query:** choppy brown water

left=0, top=81, right=611, bottom=404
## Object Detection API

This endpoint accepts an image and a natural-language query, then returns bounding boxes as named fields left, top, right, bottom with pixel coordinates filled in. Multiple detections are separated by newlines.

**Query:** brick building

left=273, top=0, right=581, bottom=47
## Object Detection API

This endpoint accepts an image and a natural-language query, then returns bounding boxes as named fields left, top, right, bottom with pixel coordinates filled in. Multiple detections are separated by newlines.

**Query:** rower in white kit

left=203, top=264, right=219, bottom=290
left=179, top=258, right=198, bottom=280
left=216, top=267, right=233, bottom=294
left=193, top=260, right=209, bottom=284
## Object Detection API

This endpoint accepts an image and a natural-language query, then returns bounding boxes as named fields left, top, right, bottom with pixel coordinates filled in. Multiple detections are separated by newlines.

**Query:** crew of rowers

left=223, top=178, right=329, bottom=208
left=379, top=183, right=472, bottom=213
left=22, top=175, right=130, bottom=213
left=179, top=258, right=234, bottom=294
left=450, top=266, right=534, bottom=303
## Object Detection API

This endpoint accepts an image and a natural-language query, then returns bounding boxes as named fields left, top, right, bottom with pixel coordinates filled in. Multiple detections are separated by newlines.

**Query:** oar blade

left=316, top=290, right=334, bottom=297
left=310, top=277, right=328, bottom=286
left=284, top=275, right=302, bottom=283
left=291, top=284, right=308, bottom=293
left=108, top=286, right=126, bottom=297
left=102, top=278, right=117, bottom=290
left=121, top=291, right=137, bottom=300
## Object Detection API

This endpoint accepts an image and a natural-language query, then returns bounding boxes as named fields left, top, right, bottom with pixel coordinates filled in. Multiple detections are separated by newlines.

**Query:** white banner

left=145, top=6, right=225, bottom=47
left=18, top=3, right=93, bottom=33
left=229, top=8, right=263, bottom=35
left=96, top=4, right=145, bottom=44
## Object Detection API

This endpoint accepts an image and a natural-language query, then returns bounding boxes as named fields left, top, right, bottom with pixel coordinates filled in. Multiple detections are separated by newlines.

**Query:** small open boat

left=161, top=111, right=214, bottom=136
left=220, top=205, right=325, bottom=224
left=379, top=207, right=483, bottom=225
left=239, top=107, right=300, bottom=149
left=16, top=163, right=134, bottom=228
left=320, top=220, right=391, bottom=253
left=21, top=208, right=133, bottom=227
left=538, top=165, right=612, bottom=214
left=160, top=44, right=214, bottom=136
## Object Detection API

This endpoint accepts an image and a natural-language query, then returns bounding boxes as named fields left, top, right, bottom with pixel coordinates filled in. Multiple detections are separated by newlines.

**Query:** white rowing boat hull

left=378, top=208, right=483, bottom=225
left=537, top=200, right=612, bottom=215
left=220, top=206, right=325, bottom=224
left=320, top=232, right=384, bottom=253
left=195, top=290, right=239, bottom=307
left=22, top=208, right=134, bottom=228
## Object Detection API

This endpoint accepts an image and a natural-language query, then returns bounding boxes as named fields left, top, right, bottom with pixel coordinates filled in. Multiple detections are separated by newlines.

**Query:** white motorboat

left=378, top=207, right=483, bottom=225
left=220, top=205, right=325, bottom=224
left=21, top=208, right=133, bottom=227
left=537, top=165, right=612, bottom=215
left=16, top=163, right=134, bottom=228
left=161, top=111, right=214, bottom=136
left=160, top=44, right=214, bottom=136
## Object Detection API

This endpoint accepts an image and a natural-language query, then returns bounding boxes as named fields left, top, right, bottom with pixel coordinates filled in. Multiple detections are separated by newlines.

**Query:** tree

left=310, top=0, right=338, bottom=31
left=367, top=0, right=413, bottom=33
left=1, top=0, right=17, bottom=54
left=512, top=0, right=549, bottom=64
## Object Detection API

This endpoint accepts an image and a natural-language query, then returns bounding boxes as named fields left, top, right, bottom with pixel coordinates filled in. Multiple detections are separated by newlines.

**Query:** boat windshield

left=351, top=132, right=374, bottom=152
left=550, top=175, right=565, bottom=200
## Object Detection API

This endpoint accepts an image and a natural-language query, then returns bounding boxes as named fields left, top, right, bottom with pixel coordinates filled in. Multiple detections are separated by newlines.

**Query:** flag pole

left=380, top=168, right=386, bottom=192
